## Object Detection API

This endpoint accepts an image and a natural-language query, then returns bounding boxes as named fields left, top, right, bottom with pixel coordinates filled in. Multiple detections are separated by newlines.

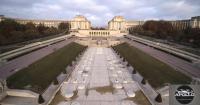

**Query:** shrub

left=141, top=78, right=146, bottom=85
left=132, top=70, right=136, bottom=74
left=62, top=70, right=67, bottom=74
left=38, top=94, right=45, bottom=104
left=123, top=58, right=126, bottom=62
left=155, top=93, right=162, bottom=103
left=53, top=79, right=59, bottom=85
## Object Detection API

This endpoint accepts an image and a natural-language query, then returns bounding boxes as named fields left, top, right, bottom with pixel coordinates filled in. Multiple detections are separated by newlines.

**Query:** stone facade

left=76, top=30, right=124, bottom=37
left=70, top=15, right=91, bottom=30
left=191, top=16, right=200, bottom=28
left=166, top=16, right=200, bottom=30
left=108, top=16, right=127, bottom=31
left=108, top=16, right=144, bottom=32
left=169, top=20, right=191, bottom=30
left=108, top=16, right=200, bottom=32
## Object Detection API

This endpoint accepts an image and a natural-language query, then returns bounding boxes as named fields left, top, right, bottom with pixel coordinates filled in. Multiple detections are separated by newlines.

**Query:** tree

left=142, top=20, right=173, bottom=38
left=0, top=19, right=63, bottom=45
left=0, top=19, right=21, bottom=38
left=24, top=29, right=40, bottom=39
left=10, top=31, right=24, bottom=43
left=0, top=34, right=7, bottom=45
left=37, top=23, right=47, bottom=34
left=43, top=27, right=59, bottom=36
left=58, top=22, right=70, bottom=31
left=25, top=22, right=36, bottom=30
left=38, top=94, right=45, bottom=104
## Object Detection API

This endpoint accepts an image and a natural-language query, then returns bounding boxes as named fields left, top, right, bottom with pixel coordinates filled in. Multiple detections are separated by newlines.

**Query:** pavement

left=124, top=38, right=200, bottom=78
left=51, top=47, right=150, bottom=105
left=0, top=39, right=74, bottom=79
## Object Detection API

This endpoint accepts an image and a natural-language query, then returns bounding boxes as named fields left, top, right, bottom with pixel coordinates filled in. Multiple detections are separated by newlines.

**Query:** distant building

left=108, top=16, right=144, bottom=32
left=191, top=16, right=200, bottom=28
left=0, top=15, right=5, bottom=22
left=70, top=15, right=91, bottom=30
left=0, top=15, right=91, bottom=30
left=165, top=16, right=200, bottom=30
left=108, top=16, right=126, bottom=31
left=169, top=19, right=190, bottom=30
left=108, top=16, right=200, bottom=32
left=1, top=15, right=200, bottom=37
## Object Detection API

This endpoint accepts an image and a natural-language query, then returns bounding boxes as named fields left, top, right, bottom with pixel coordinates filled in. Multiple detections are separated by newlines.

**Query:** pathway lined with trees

left=130, top=20, right=200, bottom=48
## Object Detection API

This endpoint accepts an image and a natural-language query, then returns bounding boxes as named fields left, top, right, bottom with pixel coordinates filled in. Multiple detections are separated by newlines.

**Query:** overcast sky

left=0, top=0, right=199, bottom=27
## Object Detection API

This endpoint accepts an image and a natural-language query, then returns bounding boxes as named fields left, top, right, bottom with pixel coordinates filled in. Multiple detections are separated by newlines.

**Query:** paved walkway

left=125, top=38, right=200, bottom=78
left=51, top=47, right=151, bottom=105
left=0, top=39, right=73, bottom=79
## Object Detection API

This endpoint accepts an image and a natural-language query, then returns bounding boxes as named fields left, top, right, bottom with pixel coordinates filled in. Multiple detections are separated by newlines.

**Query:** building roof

left=111, top=16, right=126, bottom=21
left=73, top=15, right=89, bottom=21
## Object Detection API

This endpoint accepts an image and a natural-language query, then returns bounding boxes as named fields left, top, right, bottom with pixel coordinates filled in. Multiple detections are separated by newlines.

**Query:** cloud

left=0, top=0, right=199, bottom=26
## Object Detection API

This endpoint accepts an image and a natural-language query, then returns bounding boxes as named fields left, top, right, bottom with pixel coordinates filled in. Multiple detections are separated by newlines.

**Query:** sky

left=0, top=0, right=200, bottom=27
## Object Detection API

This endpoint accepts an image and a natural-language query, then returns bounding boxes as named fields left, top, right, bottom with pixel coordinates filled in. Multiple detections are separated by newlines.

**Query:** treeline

left=130, top=20, right=200, bottom=48
left=0, top=19, right=70, bottom=45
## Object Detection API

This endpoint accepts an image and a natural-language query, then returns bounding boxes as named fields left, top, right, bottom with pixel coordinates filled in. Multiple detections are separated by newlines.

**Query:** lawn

left=112, top=43, right=191, bottom=88
left=7, top=42, right=87, bottom=93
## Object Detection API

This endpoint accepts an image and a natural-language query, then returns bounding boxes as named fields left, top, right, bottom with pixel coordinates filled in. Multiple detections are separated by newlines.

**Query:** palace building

left=168, top=16, right=200, bottom=30
left=0, top=15, right=91, bottom=30
left=108, top=16, right=200, bottom=32
left=108, top=16, right=144, bottom=32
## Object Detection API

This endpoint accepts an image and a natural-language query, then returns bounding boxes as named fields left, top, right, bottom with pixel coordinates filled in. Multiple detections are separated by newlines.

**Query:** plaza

left=0, top=10, right=200, bottom=105
left=50, top=47, right=150, bottom=105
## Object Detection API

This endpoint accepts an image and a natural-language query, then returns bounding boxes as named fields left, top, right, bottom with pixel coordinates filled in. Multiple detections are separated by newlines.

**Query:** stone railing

left=125, top=34, right=200, bottom=63
left=0, top=34, right=72, bottom=63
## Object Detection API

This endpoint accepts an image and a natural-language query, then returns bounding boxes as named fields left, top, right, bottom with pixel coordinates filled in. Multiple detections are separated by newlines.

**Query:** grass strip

left=112, top=43, right=191, bottom=88
left=7, top=42, right=87, bottom=93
